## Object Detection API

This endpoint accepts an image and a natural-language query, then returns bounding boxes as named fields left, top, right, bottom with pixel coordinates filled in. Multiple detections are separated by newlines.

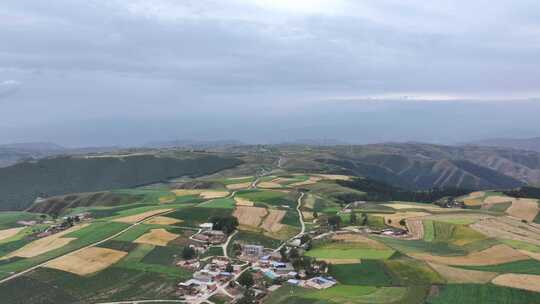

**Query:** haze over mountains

left=465, top=137, right=540, bottom=153
left=1, top=138, right=540, bottom=211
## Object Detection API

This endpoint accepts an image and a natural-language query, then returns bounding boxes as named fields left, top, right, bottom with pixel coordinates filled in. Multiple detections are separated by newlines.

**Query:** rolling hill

left=0, top=153, right=242, bottom=211
left=276, top=143, right=540, bottom=190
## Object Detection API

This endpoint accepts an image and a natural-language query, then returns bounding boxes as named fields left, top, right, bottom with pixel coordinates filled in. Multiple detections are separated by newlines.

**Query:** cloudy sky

left=1, top=0, right=539, bottom=146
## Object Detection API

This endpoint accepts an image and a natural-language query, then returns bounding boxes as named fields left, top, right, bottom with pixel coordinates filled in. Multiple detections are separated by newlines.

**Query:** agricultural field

left=1, top=163, right=540, bottom=304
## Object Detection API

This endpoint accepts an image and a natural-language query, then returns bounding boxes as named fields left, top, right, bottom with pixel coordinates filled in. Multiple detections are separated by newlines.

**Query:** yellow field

left=464, top=199, right=483, bottom=207
left=172, top=189, right=229, bottom=199
left=302, top=211, right=314, bottom=221
left=228, top=176, right=252, bottom=180
left=519, top=250, right=540, bottom=261
left=315, top=174, right=352, bottom=181
left=410, top=245, right=529, bottom=266
left=233, top=206, right=267, bottom=227
left=492, top=274, right=540, bottom=292
left=382, top=203, right=452, bottom=212
left=290, top=176, right=323, bottom=187
left=405, top=219, right=425, bottom=240
left=320, top=258, right=361, bottom=264
left=0, top=227, right=25, bottom=242
left=113, top=209, right=172, bottom=223
left=260, top=209, right=286, bottom=233
left=331, top=233, right=390, bottom=250
left=158, top=193, right=176, bottom=204
left=372, top=212, right=430, bottom=229
left=483, top=195, right=513, bottom=205
left=234, top=197, right=254, bottom=207
left=428, top=262, right=497, bottom=283
left=144, top=216, right=182, bottom=225
left=5, top=224, right=89, bottom=258
left=134, top=228, right=179, bottom=246
left=258, top=182, right=283, bottom=188
left=45, top=247, right=127, bottom=276
left=506, top=198, right=539, bottom=222
left=226, top=182, right=252, bottom=190
left=471, top=217, right=540, bottom=246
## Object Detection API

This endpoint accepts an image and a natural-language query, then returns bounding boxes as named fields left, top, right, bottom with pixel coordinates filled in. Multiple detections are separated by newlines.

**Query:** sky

left=1, top=0, right=539, bottom=147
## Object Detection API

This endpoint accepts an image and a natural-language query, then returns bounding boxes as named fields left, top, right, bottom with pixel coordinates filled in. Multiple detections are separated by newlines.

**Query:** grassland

left=306, top=242, right=395, bottom=260
left=426, top=284, right=540, bottom=304
left=329, top=261, right=395, bottom=286
left=457, top=259, right=540, bottom=275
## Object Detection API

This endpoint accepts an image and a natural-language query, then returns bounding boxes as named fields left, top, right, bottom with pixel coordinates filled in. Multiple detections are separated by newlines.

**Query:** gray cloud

left=0, top=1, right=539, bottom=145
left=0, top=80, right=21, bottom=99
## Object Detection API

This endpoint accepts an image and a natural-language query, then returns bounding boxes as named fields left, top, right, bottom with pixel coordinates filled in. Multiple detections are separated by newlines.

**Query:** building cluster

left=240, top=243, right=337, bottom=292
left=192, top=223, right=227, bottom=244
left=177, top=256, right=242, bottom=301
left=36, top=213, right=91, bottom=238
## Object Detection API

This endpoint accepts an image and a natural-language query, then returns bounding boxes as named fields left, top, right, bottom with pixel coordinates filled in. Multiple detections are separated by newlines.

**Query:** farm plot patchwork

left=45, top=247, right=127, bottom=276
left=133, top=229, right=179, bottom=246
left=410, top=244, right=529, bottom=266
left=5, top=224, right=89, bottom=258
left=307, top=240, right=395, bottom=260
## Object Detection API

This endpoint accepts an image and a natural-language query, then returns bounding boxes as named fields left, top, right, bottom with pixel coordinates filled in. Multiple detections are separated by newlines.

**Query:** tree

left=210, top=215, right=239, bottom=234
left=360, top=213, right=367, bottom=226
left=225, top=263, right=234, bottom=273
left=328, top=215, right=341, bottom=230
left=312, top=211, right=318, bottom=219
left=279, top=247, right=289, bottom=262
left=399, top=219, right=406, bottom=226
left=300, top=234, right=311, bottom=245
left=289, top=248, right=300, bottom=260
left=238, top=271, right=254, bottom=288
left=237, top=289, right=256, bottom=304
left=182, top=246, right=196, bottom=260
left=350, top=212, right=357, bottom=225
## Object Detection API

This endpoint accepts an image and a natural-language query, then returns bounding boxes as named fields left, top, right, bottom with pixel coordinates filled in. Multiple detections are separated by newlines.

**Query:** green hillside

left=0, top=154, right=241, bottom=211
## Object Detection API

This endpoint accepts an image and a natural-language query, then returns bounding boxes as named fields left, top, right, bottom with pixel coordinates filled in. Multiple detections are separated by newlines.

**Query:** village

left=171, top=205, right=426, bottom=304
left=173, top=220, right=340, bottom=304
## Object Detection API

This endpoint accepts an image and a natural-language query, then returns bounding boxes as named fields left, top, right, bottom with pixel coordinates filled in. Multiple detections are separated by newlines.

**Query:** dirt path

left=0, top=209, right=175, bottom=285
left=222, top=230, right=238, bottom=259
left=276, top=192, right=305, bottom=252
left=94, top=300, right=184, bottom=304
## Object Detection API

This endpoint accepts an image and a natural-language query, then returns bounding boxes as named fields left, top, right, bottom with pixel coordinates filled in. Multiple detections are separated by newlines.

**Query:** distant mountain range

left=144, top=139, right=244, bottom=149
left=0, top=142, right=66, bottom=168
left=465, top=137, right=540, bottom=153
left=0, top=142, right=122, bottom=168
left=276, top=143, right=540, bottom=190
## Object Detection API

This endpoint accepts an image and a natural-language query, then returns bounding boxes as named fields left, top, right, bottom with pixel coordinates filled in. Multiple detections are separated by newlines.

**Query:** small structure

left=287, top=279, right=301, bottom=286
left=306, top=277, right=336, bottom=289
left=242, top=244, right=264, bottom=260
left=199, top=223, right=214, bottom=230
left=193, top=270, right=213, bottom=282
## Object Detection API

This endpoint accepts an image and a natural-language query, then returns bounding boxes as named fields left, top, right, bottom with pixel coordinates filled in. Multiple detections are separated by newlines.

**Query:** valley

left=0, top=145, right=539, bottom=303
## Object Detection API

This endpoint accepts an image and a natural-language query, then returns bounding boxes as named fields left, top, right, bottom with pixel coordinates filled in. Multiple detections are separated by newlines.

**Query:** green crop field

left=374, top=236, right=467, bottom=256
left=167, top=206, right=232, bottom=227
left=0, top=212, right=45, bottom=229
left=236, top=190, right=296, bottom=208
left=385, top=258, right=444, bottom=285
left=423, top=220, right=435, bottom=241
left=198, top=198, right=236, bottom=209
left=426, top=284, right=540, bottom=304
left=0, top=221, right=130, bottom=279
left=457, top=259, right=540, bottom=275
left=329, top=261, right=395, bottom=286
left=306, top=242, right=395, bottom=260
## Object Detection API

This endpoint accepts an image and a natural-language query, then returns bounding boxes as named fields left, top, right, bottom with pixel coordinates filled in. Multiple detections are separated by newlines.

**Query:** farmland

left=0, top=151, right=539, bottom=304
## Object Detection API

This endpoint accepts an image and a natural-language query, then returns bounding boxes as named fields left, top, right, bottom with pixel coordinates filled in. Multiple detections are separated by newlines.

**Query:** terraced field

left=1, top=170, right=540, bottom=303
